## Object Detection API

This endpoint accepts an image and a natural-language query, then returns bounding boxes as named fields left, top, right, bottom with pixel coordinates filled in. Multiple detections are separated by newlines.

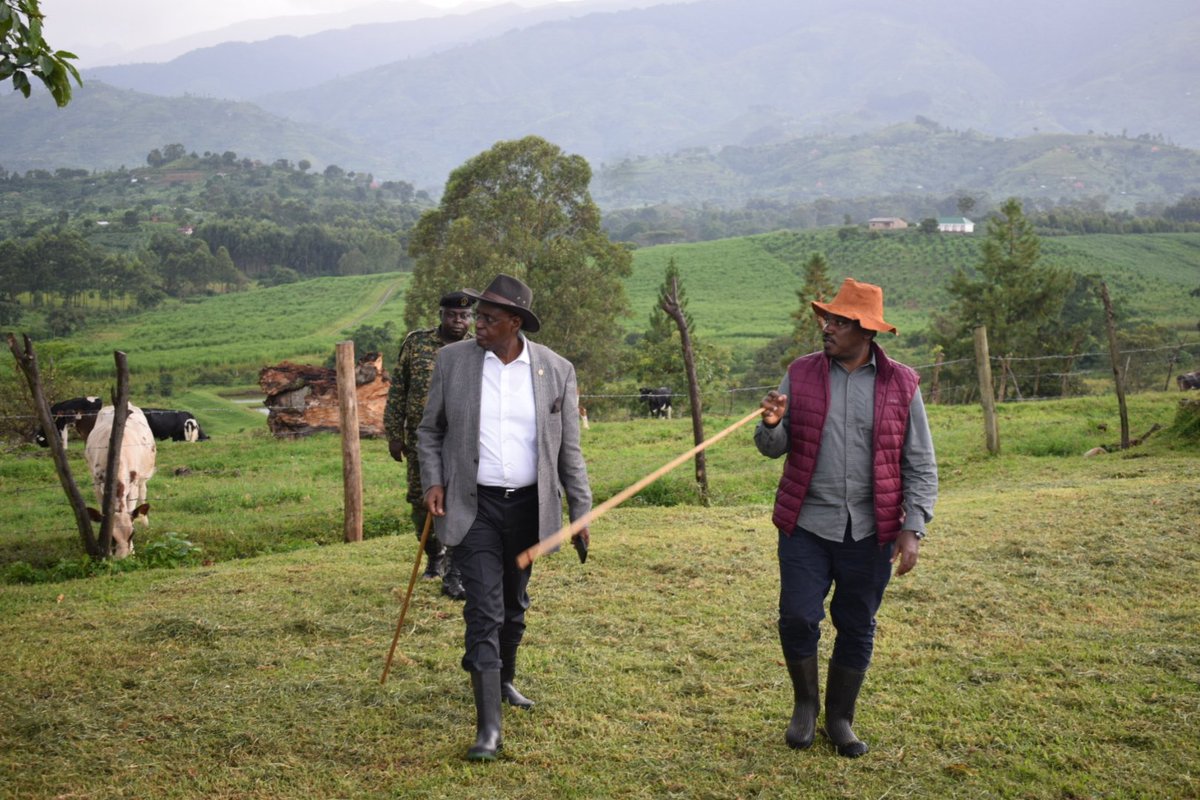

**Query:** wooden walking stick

left=380, top=511, right=434, bottom=684
left=516, top=406, right=765, bottom=569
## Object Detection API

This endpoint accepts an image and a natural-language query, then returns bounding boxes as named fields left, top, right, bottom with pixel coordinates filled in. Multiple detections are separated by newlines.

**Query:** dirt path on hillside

left=326, top=277, right=404, bottom=335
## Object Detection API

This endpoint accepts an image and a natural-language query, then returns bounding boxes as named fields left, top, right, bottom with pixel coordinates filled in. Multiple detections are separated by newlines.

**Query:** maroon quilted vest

left=770, top=342, right=920, bottom=544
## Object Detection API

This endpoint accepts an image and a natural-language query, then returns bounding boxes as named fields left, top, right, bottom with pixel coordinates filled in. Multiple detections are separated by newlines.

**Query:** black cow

left=34, top=396, right=102, bottom=448
left=1178, top=371, right=1200, bottom=391
left=639, top=387, right=673, bottom=419
left=141, top=408, right=210, bottom=442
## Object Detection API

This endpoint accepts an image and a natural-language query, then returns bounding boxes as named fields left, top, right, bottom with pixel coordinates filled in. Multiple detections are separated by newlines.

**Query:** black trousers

left=456, top=485, right=539, bottom=673
left=777, top=524, right=895, bottom=672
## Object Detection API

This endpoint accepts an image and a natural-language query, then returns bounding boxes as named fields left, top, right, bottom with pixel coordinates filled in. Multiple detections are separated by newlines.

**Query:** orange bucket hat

left=811, top=278, right=898, bottom=335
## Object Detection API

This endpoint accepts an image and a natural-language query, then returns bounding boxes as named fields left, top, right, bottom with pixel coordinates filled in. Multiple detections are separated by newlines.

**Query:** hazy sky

left=42, top=0, right=588, bottom=63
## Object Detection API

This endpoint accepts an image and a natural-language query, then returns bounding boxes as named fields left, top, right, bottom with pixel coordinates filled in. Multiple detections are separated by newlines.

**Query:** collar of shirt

left=830, top=349, right=877, bottom=376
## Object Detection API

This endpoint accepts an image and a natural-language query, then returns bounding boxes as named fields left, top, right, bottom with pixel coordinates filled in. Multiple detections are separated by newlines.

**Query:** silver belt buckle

left=503, top=487, right=514, bottom=499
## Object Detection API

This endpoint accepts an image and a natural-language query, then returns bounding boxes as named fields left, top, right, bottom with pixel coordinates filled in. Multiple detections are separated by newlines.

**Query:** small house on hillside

left=937, top=216, right=975, bottom=233
left=868, top=217, right=908, bottom=230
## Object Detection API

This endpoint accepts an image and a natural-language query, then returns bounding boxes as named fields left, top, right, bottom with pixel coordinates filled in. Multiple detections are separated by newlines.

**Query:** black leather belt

left=478, top=484, right=537, bottom=499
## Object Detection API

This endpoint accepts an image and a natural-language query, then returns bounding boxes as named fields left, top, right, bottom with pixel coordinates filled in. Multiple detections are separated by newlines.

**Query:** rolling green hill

left=57, top=273, right=408, bottom=386
left=38, top=230, right=1200, bottom=395
left=625, top=230, right=1200, bottom=370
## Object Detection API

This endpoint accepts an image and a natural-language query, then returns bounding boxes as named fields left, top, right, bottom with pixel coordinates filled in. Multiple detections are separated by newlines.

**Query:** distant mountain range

left=2, top=0, right=1197, bottom=206
left=591, top=121, right=1200, bottom=210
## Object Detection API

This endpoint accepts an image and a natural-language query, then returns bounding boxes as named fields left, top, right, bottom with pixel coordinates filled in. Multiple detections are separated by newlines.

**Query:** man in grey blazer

left=417, top=273, right=592, bottom=762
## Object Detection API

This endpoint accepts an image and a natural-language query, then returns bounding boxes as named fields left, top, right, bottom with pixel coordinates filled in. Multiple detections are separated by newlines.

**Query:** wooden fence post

left=98, top=351, right=132, bottom=557
left=1099, top=282, right=1130, bottom=449
left=973, top=325, right=1000, bottom=454
left=336, top=341, right=363, bottom=542
left=930, top=348, right=943, bottom=405
left=1163, top=348, right=1179, bottom=391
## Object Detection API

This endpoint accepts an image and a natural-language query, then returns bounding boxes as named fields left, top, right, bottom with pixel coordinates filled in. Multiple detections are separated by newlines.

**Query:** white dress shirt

left=476, top=337, right=538, bottom=488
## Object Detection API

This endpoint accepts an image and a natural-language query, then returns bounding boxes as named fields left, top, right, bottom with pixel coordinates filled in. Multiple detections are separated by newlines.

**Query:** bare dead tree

left=658, top=273, right=709, bottom=504
left=7, top=333, right=99, bottom=556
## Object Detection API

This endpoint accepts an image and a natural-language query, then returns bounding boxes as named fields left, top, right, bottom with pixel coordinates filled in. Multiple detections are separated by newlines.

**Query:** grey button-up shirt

left=755, top=353, right=938, bottom=543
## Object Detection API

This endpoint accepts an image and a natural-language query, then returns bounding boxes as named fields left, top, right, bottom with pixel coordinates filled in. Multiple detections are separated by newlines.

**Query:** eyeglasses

left=820, top=315, right=857, bottom=330
left=475, top=311, right=517, bottom=327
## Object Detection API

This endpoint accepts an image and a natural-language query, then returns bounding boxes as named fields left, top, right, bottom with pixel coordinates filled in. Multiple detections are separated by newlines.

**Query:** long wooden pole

left=336, top=341, right=363, bottom=542
left=516, top=406, right=765, bottom=569
left=380, top=511, right=433, bottom=685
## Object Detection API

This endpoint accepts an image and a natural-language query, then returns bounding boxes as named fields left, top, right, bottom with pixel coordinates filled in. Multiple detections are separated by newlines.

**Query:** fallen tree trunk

left=258, top=352, right=389, bottom=439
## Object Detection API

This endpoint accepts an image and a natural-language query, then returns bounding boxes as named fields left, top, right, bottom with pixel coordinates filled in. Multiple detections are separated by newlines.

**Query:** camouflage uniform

left=385, top=323, right=471, bottom=595
left=385, top=326, right=464, bottom=504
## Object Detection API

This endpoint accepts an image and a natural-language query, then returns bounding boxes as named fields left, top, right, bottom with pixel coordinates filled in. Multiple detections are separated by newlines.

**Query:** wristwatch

left=910, top=530, right=925, bottom=540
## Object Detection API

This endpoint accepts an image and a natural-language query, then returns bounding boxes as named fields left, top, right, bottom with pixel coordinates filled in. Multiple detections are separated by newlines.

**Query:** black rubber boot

left=467, top=671, right=503, bottom=761
left=824, top=662, right=869, bottom=758
left=441, top=547, right=466, bottom=600
left=500, top=642, right=535, bottom=710
left=784, top=655, right=819, bottom=749
left=422, top=535, right=445, bottom=580
left=411, top=508, right=444, bottom=580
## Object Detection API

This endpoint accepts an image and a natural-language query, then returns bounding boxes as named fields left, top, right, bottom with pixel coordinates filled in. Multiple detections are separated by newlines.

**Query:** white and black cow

left=84, top=404, right=157, bottom=558
left=34, top=396, right=102, bottom=448
left=1178, top=371, right=1200, bottom=391
left=639, top=386, right=674, bottom=419
left=141, top=409, right=210, bottom=442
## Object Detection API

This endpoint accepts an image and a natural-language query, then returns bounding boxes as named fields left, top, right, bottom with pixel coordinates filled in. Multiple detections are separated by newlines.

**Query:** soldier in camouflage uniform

left=385, top=291, right=476, bottom=599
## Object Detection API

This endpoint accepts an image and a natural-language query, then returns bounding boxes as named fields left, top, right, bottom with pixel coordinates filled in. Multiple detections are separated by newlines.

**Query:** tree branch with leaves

left=0, top=0, right=81, bottom=106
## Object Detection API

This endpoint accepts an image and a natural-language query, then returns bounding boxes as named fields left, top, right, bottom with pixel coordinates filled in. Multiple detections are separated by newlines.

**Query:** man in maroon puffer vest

left=755, top=278, right=938, bottom=758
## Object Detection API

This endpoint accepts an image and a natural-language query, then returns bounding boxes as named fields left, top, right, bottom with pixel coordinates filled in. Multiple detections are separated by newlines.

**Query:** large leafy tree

left=406, top=136, right=632, bottom=384
left=1, top=0, right=80, bottom=106
left=931, top=198, right=1081, bottom=399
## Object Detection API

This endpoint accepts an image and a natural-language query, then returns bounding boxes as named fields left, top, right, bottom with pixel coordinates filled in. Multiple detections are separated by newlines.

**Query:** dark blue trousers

left=455, top=485, right=539, bottom=673
left=777, top=524, right=895, bottom=671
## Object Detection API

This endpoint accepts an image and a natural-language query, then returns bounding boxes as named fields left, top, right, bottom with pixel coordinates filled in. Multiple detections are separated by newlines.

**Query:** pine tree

left=933, top=198, right=1079, bottom=399
left=788, top=252, right=835, bottom=362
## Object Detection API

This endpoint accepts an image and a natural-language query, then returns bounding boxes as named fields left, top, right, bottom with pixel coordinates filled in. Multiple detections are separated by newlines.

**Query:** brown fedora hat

left=811, top=278, right=897, bottom=334
left=463, top=273, right=541, bottom=333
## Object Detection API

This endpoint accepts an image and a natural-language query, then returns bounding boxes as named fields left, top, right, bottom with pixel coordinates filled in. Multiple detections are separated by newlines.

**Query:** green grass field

left=1, top=391, right=1197, bottom=798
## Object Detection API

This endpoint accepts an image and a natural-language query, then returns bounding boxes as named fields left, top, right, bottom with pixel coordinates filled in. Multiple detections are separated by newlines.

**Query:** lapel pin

left=537, top=369, right=544, bottom=376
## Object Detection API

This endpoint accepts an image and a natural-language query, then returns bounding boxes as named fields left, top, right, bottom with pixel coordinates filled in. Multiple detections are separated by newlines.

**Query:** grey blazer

left=416, top=336, right=592, bottom=548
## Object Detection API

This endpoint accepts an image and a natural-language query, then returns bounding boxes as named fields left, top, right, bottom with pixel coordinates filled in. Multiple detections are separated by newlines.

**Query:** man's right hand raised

left=761, top=390, right=788, bottom=427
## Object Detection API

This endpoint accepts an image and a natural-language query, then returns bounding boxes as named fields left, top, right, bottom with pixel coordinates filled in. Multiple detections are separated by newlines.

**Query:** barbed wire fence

left=3, top=337, right=1198, bottom=546
left=3, top=341, right=1199, bottom=431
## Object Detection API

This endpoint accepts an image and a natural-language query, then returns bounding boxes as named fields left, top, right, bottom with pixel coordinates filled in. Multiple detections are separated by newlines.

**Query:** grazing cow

left=142, top=408, right=210, bottom=442
left=639, top=386, right=673, bottom=419
left=1178, top=371, right=1200, bottom=391
left=34, top=396, right=102, bottom=448
left=84, top=405, right=157, bottom=558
